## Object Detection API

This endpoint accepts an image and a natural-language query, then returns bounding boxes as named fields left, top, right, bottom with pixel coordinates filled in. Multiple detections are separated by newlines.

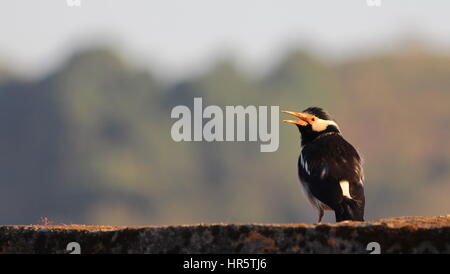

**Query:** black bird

left=282, top=107, right=365, bottom=222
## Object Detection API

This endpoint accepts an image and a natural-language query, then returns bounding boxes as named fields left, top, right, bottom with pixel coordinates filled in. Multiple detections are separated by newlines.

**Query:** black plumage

left=282, top=107, right=365, bottom=222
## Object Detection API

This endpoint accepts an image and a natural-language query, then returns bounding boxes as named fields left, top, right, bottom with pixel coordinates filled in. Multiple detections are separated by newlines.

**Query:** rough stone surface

left=0, top=216, right=449, bottom=254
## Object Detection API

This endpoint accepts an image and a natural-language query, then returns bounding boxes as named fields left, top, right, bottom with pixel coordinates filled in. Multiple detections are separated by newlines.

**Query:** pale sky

left=1, top=0, right=450, bottom=80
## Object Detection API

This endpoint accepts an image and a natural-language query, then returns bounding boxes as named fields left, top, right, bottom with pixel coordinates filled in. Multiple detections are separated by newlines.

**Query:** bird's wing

left=299, top=133, right=364, bottom=209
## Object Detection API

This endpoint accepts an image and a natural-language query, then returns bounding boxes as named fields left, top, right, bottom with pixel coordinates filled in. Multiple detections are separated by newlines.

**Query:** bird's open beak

left=281, top=110, right=310, bottom=126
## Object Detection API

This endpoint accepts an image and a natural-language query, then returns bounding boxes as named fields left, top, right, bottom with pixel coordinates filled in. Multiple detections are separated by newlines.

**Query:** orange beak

left=281, top=110, right=310, bottom=126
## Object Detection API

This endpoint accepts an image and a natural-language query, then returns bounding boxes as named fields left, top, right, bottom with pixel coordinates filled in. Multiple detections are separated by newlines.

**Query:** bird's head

left=282, top=107, right=340, bottom=145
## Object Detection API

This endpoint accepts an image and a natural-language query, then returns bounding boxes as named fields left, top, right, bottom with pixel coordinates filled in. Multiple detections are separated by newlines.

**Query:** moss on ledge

left=0, top=216, right=449, bottom=254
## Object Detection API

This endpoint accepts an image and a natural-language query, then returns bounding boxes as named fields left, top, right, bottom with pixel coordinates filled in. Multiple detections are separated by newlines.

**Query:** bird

left=282, top=107, right=365, bottom=222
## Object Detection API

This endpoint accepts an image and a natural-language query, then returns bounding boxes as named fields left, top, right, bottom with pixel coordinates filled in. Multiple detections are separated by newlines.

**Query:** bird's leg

left=318, top=209, right=324, bottom=223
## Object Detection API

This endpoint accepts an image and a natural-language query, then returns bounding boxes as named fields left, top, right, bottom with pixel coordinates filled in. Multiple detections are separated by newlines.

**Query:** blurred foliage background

left=0, top=41, right=449, bottom=225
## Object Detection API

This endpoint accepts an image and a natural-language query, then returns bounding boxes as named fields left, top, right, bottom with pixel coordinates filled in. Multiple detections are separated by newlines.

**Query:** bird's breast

left=298, top=178, right=332, bottom=211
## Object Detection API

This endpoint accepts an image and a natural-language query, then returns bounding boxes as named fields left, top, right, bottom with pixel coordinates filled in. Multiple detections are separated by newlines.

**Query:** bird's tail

left=335, top=197, right=364, bottom=222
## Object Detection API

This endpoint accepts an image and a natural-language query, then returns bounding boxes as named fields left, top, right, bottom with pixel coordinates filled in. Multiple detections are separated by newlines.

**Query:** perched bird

left=282, top=107, right=365, bottom=222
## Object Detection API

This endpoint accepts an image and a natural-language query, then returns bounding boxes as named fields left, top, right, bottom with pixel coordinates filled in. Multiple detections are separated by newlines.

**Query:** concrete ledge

left=0, top=216, right=449, bottom=254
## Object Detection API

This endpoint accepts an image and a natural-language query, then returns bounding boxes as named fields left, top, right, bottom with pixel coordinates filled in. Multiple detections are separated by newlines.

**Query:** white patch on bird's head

left=311, top=118, right=340, bottom=132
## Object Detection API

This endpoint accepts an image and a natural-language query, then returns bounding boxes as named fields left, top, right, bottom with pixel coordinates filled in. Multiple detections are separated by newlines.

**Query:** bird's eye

left=311, top=118, right=315, bottom=122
